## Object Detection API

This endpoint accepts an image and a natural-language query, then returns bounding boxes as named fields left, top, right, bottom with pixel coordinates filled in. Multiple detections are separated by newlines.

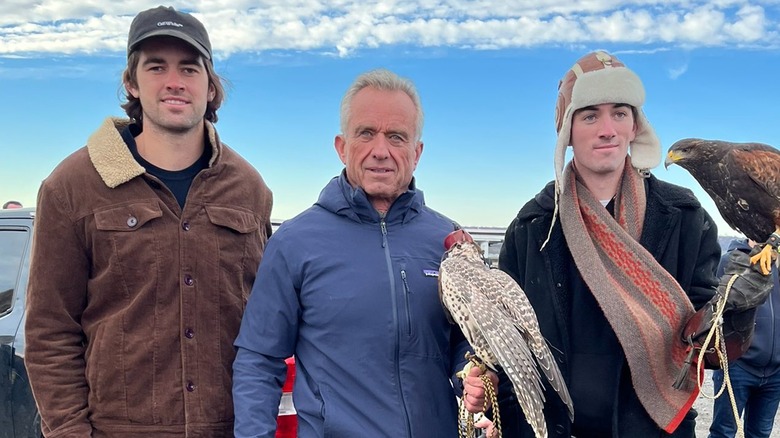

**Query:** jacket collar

left=315, top=170, right=424, bottom=224
left=526, top=174, right=701, bottom=262
left=521, top=174, right=701, bottom=220
left=86, top=117, right=222, bottom=188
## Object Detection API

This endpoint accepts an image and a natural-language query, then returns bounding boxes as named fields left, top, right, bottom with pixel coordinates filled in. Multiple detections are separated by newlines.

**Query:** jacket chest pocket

left=93, top=202, right=163, bottom=288
left=205, top=205, right=261, bottom=275
left=396, top=258, right=445, bottom=344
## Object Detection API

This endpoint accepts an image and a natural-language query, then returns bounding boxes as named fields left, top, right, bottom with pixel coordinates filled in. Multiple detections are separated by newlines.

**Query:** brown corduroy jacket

left=25, top=117, right=273, bottom=438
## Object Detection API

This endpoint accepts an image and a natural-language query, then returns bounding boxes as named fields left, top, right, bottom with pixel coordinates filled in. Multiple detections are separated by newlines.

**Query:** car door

left=0, top=214, right=40, bottom=438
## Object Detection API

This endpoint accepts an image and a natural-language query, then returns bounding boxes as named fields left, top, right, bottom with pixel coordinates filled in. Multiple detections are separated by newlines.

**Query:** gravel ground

left=692, top=369, right=780, bottom=437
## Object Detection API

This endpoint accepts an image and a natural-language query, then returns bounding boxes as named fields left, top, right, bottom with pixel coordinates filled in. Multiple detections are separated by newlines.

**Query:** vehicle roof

left=0, top=207, right=35, bottom=220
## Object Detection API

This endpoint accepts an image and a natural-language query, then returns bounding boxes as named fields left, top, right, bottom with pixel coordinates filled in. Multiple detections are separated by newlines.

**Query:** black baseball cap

left=127, top=6, right=212, bottom=60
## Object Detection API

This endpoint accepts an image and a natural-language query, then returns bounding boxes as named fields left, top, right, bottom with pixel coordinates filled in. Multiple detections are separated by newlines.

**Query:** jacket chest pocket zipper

left=401, top=269, right=412, bottom=336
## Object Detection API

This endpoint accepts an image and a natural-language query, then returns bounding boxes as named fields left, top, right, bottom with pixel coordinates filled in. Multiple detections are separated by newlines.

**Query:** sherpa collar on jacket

left=86, top=117, right=222, bottom=189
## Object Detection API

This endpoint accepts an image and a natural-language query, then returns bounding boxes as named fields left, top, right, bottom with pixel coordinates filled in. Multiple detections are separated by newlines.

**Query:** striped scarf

left=559, top=158, right=699, bottom=433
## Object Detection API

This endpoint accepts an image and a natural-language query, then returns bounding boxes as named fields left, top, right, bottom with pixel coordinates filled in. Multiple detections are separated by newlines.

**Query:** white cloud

left=0, top=0, right=778, bottom=57
left=668, top=63, right=688, bottom=79
left=725, top=4, right=771, bottom=41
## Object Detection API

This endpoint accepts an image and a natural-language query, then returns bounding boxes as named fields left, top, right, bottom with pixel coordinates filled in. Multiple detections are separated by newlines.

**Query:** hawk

left=438, top=229, right=573, bottom=438
left=665, top=138, right=780, bottom=274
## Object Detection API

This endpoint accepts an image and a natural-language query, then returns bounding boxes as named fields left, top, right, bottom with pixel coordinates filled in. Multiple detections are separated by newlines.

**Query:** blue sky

left=2, top=1, right=780, bottom=235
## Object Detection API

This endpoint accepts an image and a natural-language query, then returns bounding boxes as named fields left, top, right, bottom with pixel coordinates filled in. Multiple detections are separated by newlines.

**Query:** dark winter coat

left=233, top=172, right=470, bottom=437
left=498, top=175, right=721, bottom=438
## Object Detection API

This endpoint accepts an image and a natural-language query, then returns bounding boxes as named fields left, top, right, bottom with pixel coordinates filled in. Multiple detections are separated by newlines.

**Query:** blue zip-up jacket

left=718, top=238, right=780, bottom=378
left=233, top=173, right=471, bottom=438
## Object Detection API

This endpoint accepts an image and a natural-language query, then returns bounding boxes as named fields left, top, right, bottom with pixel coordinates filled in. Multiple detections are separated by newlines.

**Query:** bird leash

left=693, top=274, right=745, bottom=438
left=458, top=353, right=501, bottom=438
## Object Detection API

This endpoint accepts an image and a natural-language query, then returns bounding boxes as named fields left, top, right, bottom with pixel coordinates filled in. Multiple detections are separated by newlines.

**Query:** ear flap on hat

left=554, top=104, right=574, bottom=195
left=629, top=108, right=661, bottom=172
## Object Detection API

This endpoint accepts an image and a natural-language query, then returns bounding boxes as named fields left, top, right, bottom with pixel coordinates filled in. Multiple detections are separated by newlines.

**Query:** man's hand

left=462, top=364, right=499, bottom=413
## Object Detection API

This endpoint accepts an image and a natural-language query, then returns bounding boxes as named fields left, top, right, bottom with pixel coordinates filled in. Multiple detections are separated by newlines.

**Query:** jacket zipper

left=401, top=269, right=412, bottom=336
left=380, top=219, right=412, bottom=436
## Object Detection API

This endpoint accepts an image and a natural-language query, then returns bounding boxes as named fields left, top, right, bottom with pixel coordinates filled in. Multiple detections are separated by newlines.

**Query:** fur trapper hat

left=553, top=50, right=661, bottom=186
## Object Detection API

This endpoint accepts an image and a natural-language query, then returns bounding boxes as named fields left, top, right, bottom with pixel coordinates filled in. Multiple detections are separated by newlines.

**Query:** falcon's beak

left=664, top=150, right=682, bottom=169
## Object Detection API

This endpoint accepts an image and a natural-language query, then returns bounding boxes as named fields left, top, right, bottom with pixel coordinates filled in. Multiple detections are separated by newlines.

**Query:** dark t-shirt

left=121, top=124, right=210, bottom=209
left=569, top=198, right=623, bottom=437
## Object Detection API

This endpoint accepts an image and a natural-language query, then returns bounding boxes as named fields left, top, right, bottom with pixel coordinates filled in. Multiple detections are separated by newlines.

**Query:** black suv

left=0, top=207, right=41, bottom=438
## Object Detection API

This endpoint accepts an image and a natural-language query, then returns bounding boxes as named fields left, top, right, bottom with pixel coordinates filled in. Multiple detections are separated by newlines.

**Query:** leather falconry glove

left=721, top=248, right=774, bottom=311
left=681, top=248, right=773, bottom=369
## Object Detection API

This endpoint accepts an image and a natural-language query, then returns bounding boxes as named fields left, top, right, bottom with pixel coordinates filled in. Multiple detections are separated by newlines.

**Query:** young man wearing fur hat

left=24, top=6, right=273, bottom=437
left=468, top=51, right=772, bottom=437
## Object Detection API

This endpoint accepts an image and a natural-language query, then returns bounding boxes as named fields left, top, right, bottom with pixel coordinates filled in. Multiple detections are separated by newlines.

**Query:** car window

left=0, top=229, right=28, bottom=318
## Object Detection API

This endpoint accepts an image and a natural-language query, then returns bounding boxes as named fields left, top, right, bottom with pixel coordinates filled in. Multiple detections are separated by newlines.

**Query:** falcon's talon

left=750, top=244, right=776, bottom=276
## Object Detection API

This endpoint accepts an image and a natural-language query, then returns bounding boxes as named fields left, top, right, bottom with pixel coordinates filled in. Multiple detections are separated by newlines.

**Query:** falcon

left=665, top=138, right=780, bottom=275
left=438, top=229, right=573, bottom=438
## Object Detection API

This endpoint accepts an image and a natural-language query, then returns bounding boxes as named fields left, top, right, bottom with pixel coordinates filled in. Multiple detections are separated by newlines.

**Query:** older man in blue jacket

left=232, top=68, right=472, bottom=437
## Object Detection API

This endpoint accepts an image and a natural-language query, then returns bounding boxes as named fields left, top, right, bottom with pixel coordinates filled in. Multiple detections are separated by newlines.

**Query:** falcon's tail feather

left=490, top=269, right=574, bottom=420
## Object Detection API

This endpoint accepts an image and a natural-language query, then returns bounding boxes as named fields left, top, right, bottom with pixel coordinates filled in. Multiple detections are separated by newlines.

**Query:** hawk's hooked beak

left=664, top=150, right=682, bottom=169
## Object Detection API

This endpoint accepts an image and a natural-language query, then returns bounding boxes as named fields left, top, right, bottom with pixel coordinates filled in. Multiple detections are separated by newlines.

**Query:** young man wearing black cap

left=25, top=6, right=273, bottom=437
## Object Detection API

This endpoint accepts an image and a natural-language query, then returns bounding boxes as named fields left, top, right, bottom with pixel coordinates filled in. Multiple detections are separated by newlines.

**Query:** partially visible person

left=2, top=200, right=22, bottom=209
left=232, top=68, right=472, bottom=437
left=709, top=238, right=780, bottom=438
left=24, top=6, right=272, bottom=437
left=477, top=50, right=771, bottom=438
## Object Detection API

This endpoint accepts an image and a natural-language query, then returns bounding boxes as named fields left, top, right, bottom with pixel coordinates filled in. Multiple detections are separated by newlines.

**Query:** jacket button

left=182, top=221, right=190, bottom=231
left=184, top=274, right=194, bottom=286
left=554, top=424, right=565, bottom=435
left=186, top=381, right=195, bottom=392
left=184, top=328, right=194, bottom=339
left=127, top=216, right=138, bottom=228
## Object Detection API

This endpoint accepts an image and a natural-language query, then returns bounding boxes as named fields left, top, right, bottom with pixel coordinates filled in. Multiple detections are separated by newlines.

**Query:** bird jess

left=438, top=229, right=573, bottom=438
